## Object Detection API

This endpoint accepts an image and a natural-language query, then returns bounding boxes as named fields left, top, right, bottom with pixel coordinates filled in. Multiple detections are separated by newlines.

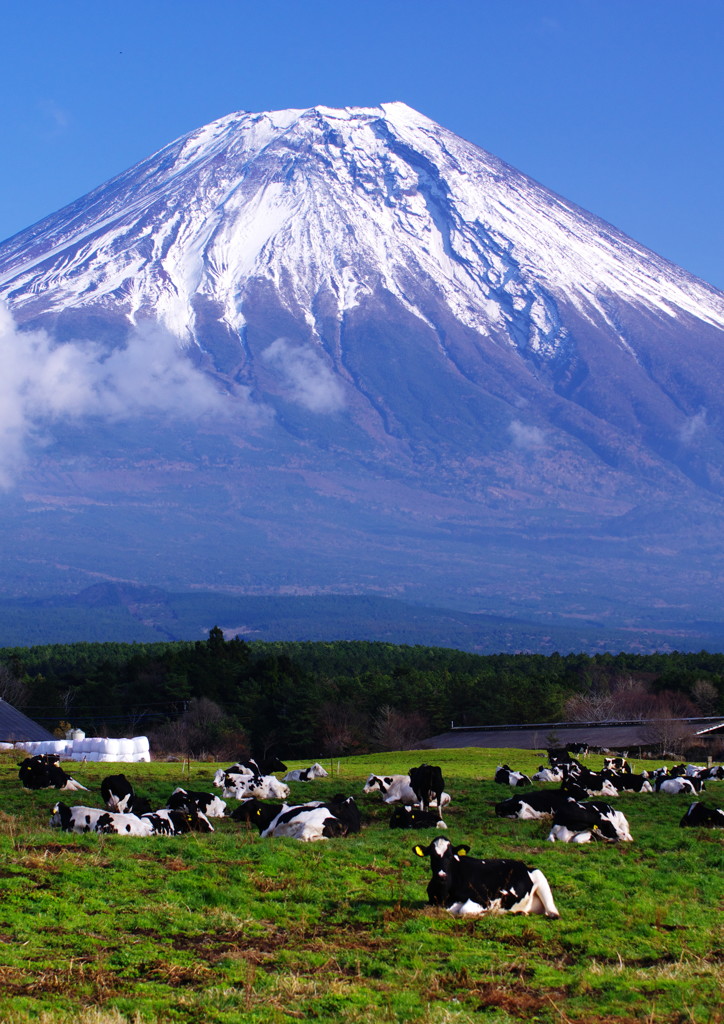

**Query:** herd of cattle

left=15, top=744, right=724, bottom=919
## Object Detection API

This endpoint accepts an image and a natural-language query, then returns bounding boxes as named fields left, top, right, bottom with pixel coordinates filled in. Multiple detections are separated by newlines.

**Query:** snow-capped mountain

left=1, top=102, right=724, bottom=641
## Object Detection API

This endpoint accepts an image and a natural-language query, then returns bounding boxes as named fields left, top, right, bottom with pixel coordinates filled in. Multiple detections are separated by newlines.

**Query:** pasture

left=0, top=747, right=722, bottom=1023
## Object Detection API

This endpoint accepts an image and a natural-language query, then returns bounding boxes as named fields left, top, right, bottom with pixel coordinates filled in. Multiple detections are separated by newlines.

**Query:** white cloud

left=509, top=419, right=546, bottom=450
left=0, top=306, right=267, bottom=487
left=262, top=338, right=345, bottom=413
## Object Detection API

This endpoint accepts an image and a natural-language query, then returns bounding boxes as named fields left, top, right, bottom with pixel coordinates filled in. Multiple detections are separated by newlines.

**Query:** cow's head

left=413, top=837, right=470, bottom=873
left=49, top=801, right=71, bottom=830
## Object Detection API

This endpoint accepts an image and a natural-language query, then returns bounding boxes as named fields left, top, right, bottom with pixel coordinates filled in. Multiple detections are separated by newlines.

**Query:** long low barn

left=422, top=718, right=724, bottom=753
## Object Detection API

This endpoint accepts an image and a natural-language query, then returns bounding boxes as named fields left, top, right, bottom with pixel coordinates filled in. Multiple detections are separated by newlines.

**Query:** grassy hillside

left=0, top=747, right=722, bottom=1023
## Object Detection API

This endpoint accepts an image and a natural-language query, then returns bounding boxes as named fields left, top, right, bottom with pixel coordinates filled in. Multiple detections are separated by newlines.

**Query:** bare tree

left=371, top=705, right=430, bottom=752
left=643, top=716, right=696, bottom=759
left=691, top=680, right=720, bottom=717
left=149, top=698, right=248, bottom=760
left=0, top=664, right=28, bottom=708
left=317, top=701, right=368, bottom=757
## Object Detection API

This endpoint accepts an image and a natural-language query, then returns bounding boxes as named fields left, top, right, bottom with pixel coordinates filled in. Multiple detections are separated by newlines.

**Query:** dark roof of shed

left=0, top=699, right=56, bottom=742
left=422, top=718, right=724, bottom=752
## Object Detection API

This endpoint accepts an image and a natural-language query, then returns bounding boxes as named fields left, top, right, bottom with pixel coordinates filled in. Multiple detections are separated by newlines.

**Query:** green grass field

left=0, top=748, right=722, bottom=1023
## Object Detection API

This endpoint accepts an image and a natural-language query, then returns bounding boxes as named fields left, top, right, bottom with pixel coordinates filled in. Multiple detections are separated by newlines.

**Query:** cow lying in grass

left=494, top=765, right=532, bottom=787
left=413, top=837, right=560, bottom=918
left=50, top=802, right=214, bottom=835
left=389, top=806, right=447, bottom=830
left=655, top=776, right=704, bottom=795
left=532, top=766, right=564, bottom=783
left=679, top=802, right=724, bottom=828
left=221, top=773, right=290, bottom=800
left=19, top=754, right=88, bottom=792
left=547, top=801, right=632, bottom=843
left=166, top=787, right=227, bottom=818
left=282, top=763, right=329, bottom=782
left=101, top=774, right=152, bottom=815
left=495, top=790, right=579, bottom=820
left=231, top=795, right=360, bottom=841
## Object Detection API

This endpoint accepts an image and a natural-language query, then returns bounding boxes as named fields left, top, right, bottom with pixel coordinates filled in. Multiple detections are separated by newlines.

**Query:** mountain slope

left=1, top=102, right=724, bottom=636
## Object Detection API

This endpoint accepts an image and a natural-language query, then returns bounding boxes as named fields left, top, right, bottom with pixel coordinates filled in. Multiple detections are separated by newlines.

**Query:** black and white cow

left=221, top=774, right=290, bottom=800
left=50, top=802, right=111, bottom=833
left=409, top=764, right=445, bottom=818
left=228, top=797, right=281, bottom=830
left=100, top=774, right=152, bottom=815
left=166, top=787, right=227, bottom=818
left=532, top=765, right=564, bottom=783
left=51, top=803, right=155, bottom=836
left=603, top=771, right=653, bottom=793
left=263, top=796, right=360, bottom=841
left=495, top=790, right=579, bottom=820
left=679, top=802, right=724, bottom=828
left=389, top=806, right=447, bottom=830
left=95, top=810, right=156, bottom=836
left=213, top=760, right=262, bottom=788
left=142, top=807, right=214, bottom=835
left=603, top=757, right=631, bottom=773
left=282, top=763, right=329, bottom=782
left=566, top=743, right=589, bottom=756
left=684, top=764, right=724, bottom=780
left=655, top=776, right=704, bottom=795
left=547, top=748, right=583, bottom=770
left=413, top=837, right=560, bottom=918
left=561, top=768, right=619, bottom=798
left=547, top=801, right=632, bottom=843
left=363, top=773, right=451, bottom=810
left=232, top=795, right=360, bottom=841
left=19, top=754, right=88, bottom=792
left=213, top=756, right=287, bottom=789
left=494, top=765, right=532, bottom=788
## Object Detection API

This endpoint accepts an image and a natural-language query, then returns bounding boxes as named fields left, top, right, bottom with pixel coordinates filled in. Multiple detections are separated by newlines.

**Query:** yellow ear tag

left=458, top=848, right=467, bottom=856
left=413, top=845, right=424, bottom=857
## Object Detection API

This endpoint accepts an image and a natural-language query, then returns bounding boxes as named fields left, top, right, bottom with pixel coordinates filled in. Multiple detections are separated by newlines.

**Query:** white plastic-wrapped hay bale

left=133, top=736, right=151, bottom=762
left=103, top=738, right=120, bottom=757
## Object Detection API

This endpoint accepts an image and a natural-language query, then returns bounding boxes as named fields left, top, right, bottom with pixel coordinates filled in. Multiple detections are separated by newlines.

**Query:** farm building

left=0, top=698, right=55, bottom=745
left=424, top=716, right=724, bottom=756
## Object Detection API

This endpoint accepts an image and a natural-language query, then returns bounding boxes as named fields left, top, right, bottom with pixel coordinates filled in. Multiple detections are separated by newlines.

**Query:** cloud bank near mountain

left=0, top=306, right=258, bottom=486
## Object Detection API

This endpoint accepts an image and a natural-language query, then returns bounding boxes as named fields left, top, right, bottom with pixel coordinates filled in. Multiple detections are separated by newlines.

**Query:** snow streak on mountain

left=1, top=102, right=724, bottom=640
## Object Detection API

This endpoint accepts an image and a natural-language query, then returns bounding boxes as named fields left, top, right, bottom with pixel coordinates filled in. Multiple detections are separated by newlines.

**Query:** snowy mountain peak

left=3, top=101, right=723, bottom=358
left=2, top=104, right=724, bottom=629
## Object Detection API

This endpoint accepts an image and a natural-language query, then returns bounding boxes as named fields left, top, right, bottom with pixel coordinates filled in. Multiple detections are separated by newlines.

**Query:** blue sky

left=1, top=0, right=722, bottom=288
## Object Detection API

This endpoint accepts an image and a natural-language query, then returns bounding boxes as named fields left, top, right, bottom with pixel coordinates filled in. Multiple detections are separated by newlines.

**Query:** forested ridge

left=2, top=633, right=724, bottom=758
left=1, top=626, right=724, bottom=757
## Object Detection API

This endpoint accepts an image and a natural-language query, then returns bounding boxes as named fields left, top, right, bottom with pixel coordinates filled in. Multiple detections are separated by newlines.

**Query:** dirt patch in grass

left=0, top=961, right=123, bottom=1003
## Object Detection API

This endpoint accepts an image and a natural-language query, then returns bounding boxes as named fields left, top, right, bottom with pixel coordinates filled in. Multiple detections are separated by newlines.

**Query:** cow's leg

left=528, top=870, right=560, bottom=918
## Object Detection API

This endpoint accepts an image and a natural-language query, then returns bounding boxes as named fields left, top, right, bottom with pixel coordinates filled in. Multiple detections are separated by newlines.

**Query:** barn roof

left=423, top=717, right=724, bottom=752
left=0, top=699, right=56, bottom=742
